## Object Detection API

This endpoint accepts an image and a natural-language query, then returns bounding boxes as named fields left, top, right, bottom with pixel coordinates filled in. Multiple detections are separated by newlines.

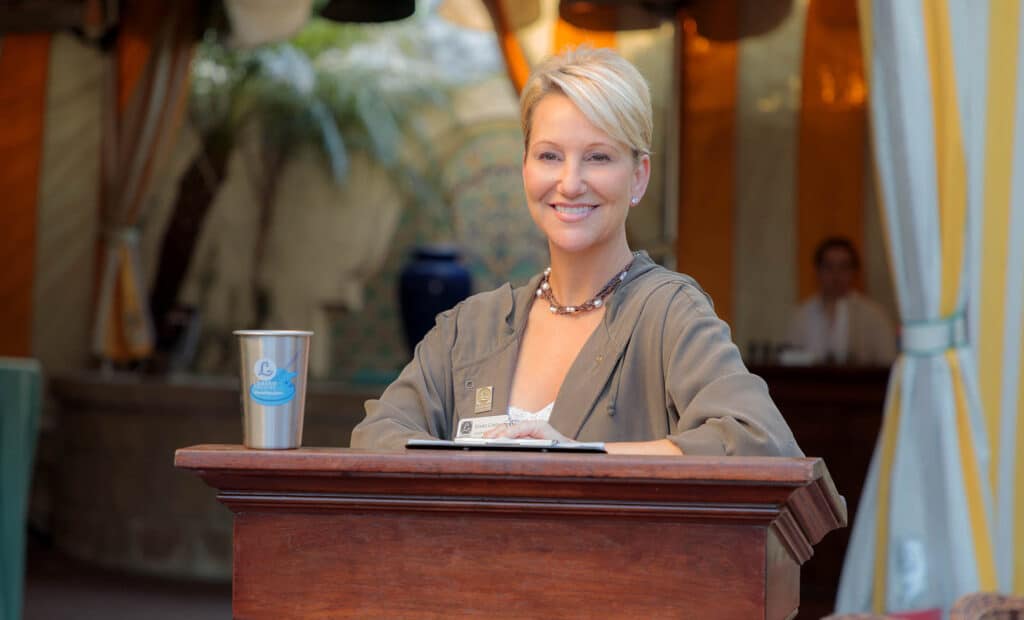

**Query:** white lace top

left=507, top=402, right=554, bottom=423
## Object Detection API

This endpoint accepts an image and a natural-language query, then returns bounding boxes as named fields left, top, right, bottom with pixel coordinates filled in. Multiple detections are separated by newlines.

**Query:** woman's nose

left=557, top=162, right=586, bottom=197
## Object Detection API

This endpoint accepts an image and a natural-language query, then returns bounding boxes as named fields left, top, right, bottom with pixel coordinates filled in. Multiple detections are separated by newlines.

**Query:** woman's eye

left=587, top=152, right=611, bottom=162
left=537, top=152, right=560, bottom=161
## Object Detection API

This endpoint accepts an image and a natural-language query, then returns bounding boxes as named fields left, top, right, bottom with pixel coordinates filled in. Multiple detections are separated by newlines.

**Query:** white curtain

left=836, top=0, right=998, bottom=613
left=966, top=0, right=1024, bottom=596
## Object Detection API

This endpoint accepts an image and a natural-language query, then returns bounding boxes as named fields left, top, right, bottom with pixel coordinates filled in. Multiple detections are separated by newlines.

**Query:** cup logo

left=250, top=358, right=296, bottom=406
left=254, top=358, right=277, bottom=380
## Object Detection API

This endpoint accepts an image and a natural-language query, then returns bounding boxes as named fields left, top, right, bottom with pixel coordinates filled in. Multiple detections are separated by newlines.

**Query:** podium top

left=176, top=443, right=826, bottom=483
left=175, top=444, right=847, bottom=564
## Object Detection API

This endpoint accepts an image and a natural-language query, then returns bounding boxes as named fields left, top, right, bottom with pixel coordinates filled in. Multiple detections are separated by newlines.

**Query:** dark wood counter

left=751, top=365, right=891, bottom=618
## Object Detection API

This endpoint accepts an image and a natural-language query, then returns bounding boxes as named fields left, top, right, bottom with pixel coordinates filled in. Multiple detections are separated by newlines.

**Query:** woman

left=351, top=47, right=801, bottom=457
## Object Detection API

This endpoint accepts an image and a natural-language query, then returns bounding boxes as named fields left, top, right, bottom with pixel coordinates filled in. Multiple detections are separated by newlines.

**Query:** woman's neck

left=546, top=241, right=635, bottom=307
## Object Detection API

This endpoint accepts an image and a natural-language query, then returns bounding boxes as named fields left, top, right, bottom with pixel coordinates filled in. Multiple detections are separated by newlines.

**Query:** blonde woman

left=351, top=47, right=801, bottom=457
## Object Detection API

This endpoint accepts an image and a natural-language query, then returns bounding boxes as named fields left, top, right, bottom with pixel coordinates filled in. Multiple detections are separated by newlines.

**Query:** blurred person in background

left=786, top=236, right=898, bottom=366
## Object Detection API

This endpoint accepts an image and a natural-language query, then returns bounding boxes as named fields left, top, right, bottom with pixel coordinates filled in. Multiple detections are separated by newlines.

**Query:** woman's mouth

left=551, top=203, right=596, bottom=222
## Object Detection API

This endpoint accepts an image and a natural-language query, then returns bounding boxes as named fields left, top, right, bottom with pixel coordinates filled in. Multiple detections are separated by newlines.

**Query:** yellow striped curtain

left=91, top=1, right=196, bottom=362
left=837, top=0, right=1024, bottom=612
left=973, top=0, right=1024, bottom=595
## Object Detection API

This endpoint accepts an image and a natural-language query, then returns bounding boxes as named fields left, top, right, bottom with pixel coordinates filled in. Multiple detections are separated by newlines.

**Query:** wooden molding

left=177, top=445, right=848, bottom=561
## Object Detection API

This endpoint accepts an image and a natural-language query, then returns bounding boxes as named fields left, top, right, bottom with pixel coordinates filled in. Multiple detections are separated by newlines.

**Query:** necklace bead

left=538, top=254, right=637, bottom=316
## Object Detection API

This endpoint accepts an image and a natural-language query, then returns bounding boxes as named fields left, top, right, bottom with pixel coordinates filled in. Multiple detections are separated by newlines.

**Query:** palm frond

left=188, top=4, right=464, bottom=205
left=308, top=99, right=349, bottom=182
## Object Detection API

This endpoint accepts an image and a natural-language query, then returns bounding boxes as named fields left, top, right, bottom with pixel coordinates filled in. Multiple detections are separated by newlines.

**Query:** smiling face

left=522, top=93, right=650, bottom=258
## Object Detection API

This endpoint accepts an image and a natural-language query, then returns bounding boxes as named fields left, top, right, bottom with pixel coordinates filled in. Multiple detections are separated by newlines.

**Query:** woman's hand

left=482, top=420, right=572, bottom=442
left=481, top=422, right=684, bottom=455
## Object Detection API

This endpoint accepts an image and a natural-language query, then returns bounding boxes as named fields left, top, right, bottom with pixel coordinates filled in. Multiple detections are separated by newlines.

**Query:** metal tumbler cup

left=234, top=330, right=312, bottom=449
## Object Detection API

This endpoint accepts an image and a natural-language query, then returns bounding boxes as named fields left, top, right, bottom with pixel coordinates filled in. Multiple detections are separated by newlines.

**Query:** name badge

left=474, top=386, right=493, bottom=414
left=456, top=414, right=508, bottom=439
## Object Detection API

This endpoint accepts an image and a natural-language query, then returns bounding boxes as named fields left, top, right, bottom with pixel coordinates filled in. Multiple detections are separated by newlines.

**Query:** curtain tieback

left=901, top=311, right=967, bottom=355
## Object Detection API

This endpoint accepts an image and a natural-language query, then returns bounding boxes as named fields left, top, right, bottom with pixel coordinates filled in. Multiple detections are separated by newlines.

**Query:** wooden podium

left=175, top=445, right=846, bottom=619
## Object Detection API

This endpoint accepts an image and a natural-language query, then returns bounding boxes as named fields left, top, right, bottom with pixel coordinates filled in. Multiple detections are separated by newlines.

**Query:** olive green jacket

left=351, top=253, right=802, bottom=457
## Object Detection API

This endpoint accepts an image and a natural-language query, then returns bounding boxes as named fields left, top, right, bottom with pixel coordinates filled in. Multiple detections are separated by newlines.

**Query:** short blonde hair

left=520, top=46, right=653, bottom=158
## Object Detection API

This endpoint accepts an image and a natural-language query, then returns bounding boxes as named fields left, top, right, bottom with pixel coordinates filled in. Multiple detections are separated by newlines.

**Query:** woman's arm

left=350, top=309, right=457, bottom=449
left=605, top=439, right=682, bottom=455
left=662, top=286, right=803, bottom=457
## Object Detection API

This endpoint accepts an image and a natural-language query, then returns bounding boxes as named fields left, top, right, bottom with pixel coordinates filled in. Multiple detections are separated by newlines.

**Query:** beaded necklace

left=535, top=254, right=637, bottom=315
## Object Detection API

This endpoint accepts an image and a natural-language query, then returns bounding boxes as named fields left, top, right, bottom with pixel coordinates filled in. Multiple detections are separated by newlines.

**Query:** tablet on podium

left=405, top=437, right=607, bottom=452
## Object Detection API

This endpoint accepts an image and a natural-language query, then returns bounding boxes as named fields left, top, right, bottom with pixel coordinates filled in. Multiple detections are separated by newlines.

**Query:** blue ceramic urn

left=398, top=245, right=472, bottom=353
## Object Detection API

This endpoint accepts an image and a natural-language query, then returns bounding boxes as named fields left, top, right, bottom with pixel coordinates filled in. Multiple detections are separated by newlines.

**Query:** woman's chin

left=544, top=233, right=604, bottom=255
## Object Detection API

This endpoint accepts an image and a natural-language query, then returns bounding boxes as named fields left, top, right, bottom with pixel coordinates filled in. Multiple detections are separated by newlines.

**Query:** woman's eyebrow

left=529, top=139, right=619, bottom=150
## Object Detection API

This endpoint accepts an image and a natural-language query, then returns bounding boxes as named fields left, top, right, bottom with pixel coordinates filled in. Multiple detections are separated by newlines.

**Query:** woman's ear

left=631, top=154, right=651, bottom=205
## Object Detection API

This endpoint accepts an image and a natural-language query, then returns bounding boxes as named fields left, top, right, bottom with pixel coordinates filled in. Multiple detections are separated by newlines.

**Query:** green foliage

left=291, top=17, right=368, bottom=58
left=188, top=14, right=453, bottom=194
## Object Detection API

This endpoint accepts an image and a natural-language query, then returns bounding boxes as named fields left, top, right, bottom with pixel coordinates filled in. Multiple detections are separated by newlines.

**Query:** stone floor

left=22, top=537, right=231, bottom=620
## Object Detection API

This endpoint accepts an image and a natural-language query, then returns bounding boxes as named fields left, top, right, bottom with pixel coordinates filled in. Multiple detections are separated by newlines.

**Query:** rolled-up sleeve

left=350, top=308, right=457, bottom=450
left=663, top=287, right=803, bottom=457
